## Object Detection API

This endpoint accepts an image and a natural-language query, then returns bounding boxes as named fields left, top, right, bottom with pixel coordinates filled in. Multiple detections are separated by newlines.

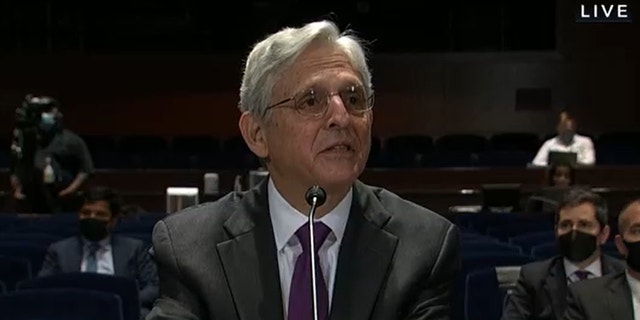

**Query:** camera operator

left=9, top=95, right=94, bottom=213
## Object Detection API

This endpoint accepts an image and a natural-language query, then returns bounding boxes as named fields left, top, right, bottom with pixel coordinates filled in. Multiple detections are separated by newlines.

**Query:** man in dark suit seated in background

left=39, top=186, right=159, bottom=316
left=502, top=187, right=624, bottom=320
left=563, top=199, right=640, bottom=320
left=147, top=20, right=459, bottom=320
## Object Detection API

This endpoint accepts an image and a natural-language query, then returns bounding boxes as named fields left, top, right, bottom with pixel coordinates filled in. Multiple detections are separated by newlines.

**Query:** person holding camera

left=9, top=94, right=94, bottom=213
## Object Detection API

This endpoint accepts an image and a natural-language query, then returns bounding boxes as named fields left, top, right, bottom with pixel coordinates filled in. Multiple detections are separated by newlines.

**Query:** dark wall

left=0, top=0, right=637, bottom=141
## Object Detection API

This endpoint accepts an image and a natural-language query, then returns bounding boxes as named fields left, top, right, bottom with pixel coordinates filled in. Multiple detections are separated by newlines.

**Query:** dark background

left=0, top=0, right=636, bottom=140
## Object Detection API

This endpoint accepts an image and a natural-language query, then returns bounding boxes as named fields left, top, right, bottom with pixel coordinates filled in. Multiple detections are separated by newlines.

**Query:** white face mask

left=39, top=112, right=56, bottom=131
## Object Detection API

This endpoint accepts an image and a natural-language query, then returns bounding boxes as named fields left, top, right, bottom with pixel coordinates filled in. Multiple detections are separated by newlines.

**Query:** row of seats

left=1, top=211, right=571, bottom=320
left=1, top=131, right=640, bottom=169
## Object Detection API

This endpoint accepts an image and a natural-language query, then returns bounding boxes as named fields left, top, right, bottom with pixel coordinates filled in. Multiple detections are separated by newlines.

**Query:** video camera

left=15, top=94, right=59, bottom=129
left=10, top=94, right=60, bottom=163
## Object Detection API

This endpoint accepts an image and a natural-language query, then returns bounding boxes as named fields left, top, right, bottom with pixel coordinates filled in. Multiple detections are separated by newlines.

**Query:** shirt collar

left=564, top=256, right=602, bottom=277
left=82, top=236, right=111, bottom=249
left=268, top=178, right=351, bottom=252
left=626, top=270, right=640, bottom=298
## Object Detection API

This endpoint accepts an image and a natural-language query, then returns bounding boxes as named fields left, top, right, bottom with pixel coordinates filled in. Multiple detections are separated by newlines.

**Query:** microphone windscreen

left=305, top=185, right=326, bottom=207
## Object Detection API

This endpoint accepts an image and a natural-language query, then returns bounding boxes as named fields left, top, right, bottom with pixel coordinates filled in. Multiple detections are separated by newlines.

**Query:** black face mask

left=623, top=240, right=640, bottom=272
left=557, top=230, right=598, bottom=262
left=79, top=218, right=110, bottom=242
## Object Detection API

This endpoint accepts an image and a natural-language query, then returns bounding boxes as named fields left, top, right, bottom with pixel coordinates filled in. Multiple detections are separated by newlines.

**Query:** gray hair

left=238, top=20, right=373, bottom=117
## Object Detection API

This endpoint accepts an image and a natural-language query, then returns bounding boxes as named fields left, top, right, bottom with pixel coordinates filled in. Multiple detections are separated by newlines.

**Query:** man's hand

left=58, top=187, right=75, bottom=197
left=13, top=189, right=26, bottom=200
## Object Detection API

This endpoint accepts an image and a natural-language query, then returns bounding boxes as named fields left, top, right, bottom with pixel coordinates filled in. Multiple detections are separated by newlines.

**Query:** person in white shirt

left=532, top=112, right=596, bottom=166
left=564, top=199, right=640, bottom=320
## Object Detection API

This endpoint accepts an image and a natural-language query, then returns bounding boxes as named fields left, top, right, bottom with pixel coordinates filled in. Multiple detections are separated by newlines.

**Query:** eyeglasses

left=266, top=84, right=374, bottom=117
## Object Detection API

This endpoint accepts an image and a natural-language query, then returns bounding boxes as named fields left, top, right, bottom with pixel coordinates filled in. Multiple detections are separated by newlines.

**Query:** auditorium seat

left=489, top=132, right=540, bottom=152
left=596, top=131, right=640, bottom=165
left=0, top=256, right=32, bottom=291
left=119, top=135, right=170, bottom=169
left=477, top=150, right=534, bottom=167
left=0, top=288, right=124, bottom=320
left=508, top=231, right=555, bottom=254
left=82, top=135, right=120, bottom=169
left=367, top=136, right=382, bottom=167
left=464, top=267, right=504, bottom=320
left=435, top=134, right=487, bottom=154
left=486, top=222, right=554, bottom=241
left=0, top=243, right=48, bottom=272
left=19, top=273, right=139, bottom=320
left=461, top=241, right=522, bottom=254
left=170, top=135, right=223, bottom=169
left=383, top=134, right=433, bottom=168
left=0, top=233, right=62, bottom=246
left=423, top=151, right=474, bottom=168
left=221, top=135, right=259, bottom=169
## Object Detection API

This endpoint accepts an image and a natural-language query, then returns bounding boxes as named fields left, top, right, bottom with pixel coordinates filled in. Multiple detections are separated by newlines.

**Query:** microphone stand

left=308, top=195, right=320, bottom=320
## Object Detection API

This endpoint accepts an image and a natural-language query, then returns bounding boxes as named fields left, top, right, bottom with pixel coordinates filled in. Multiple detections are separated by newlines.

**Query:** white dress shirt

left=532, top=134, right=596, bottom=166
left=564, top=257, right=602, bottom=284
left=80, top=236, right=115, bottom=275
left=627, top=271, right=640, bottom=320
left=268, top=178, right=351, bottom=318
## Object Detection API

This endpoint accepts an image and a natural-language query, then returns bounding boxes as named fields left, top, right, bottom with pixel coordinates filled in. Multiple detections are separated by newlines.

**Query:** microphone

left=304, top=185, right=327, bottom=320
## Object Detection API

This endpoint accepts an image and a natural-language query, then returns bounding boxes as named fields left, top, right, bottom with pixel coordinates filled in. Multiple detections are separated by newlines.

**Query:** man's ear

left=239, top=112, right=268, bottom=159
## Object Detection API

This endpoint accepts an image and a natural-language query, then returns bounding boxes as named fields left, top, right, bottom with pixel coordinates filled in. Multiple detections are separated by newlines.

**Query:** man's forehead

left=559, top=203, right=596, bottom=219
left=622, top=203, right=640, bottom=229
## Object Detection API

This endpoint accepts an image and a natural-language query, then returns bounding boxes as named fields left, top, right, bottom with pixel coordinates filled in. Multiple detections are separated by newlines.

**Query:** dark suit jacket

left=39, top=235, right=159, bottom=308
left=563, top=271, right=634, bottom=320
left=502, top=255, right=625, bottom=320
left=146, top=180, right=460, bottom=320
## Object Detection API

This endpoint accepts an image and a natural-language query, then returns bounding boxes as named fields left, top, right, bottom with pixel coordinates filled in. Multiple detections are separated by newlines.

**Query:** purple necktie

left=574, top=270, right=591, bottom=281
left=288, top=222, right=331, bottom=320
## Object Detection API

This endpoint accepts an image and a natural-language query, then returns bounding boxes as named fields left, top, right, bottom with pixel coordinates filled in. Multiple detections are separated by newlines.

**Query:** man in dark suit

left=146, top=20, right=459, bottom=320
left=39, top=186, right=159, bottom=315
left=502, top=188, right=624, bottom=320
left=563, top=199, right=640, bottom=320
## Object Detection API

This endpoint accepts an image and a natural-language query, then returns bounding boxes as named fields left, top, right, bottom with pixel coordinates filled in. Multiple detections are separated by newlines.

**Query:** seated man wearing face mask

left=39, top=187, right=159, bottom=316
left=9, top=94, right=94, bottom=213
left=502, top=187, right=624, bottom=320
left=531, top=111, right=595, bottom=167
left=564, top=199, right=640, bottom=320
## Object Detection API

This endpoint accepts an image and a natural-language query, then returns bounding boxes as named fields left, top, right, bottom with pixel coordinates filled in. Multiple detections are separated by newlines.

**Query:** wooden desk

left=1, top=166, right=639, bottom=213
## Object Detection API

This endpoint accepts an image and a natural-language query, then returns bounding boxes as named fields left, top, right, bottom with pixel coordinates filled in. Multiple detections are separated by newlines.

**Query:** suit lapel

left=543, top=258, right=568, bottom=320
left=110, top=236, right=126, bottom=276
left=67, top=237, right=83, bottom=272
left=606, top=273, right=634, bottom=320
left=217, top=180, right=284, bottom=320
left=330, top=181, right=398, bottom=320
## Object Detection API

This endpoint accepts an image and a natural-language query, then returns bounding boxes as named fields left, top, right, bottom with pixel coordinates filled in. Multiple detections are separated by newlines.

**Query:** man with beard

left=563, top=199, right=640, bottom=320
left=502, top=187, right=624, bottom=320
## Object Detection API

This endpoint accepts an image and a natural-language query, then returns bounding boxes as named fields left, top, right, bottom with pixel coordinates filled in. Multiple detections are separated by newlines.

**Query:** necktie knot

left=574, top=270, right=591, bottom=281
left=295, top=222, right=331, bottom=254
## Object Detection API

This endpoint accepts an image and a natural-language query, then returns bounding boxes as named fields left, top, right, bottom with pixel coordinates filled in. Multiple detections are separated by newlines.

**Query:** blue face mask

left=39, top=112, right=56, bottom=131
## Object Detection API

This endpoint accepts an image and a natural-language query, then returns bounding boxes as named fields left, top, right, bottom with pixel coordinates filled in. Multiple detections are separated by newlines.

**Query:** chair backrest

left=0, top=256, right=32, bottom=290
left=18, top=272, right=140, bottom=320
left=0, top=243, right=47, bottom=272
left=0, top=288, right=123, bottom=320
left=0, top=233, right=63, bottom=246
left=465, top=267, right=503, bottom=320
left=508, top=231, right=556, bottom=254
